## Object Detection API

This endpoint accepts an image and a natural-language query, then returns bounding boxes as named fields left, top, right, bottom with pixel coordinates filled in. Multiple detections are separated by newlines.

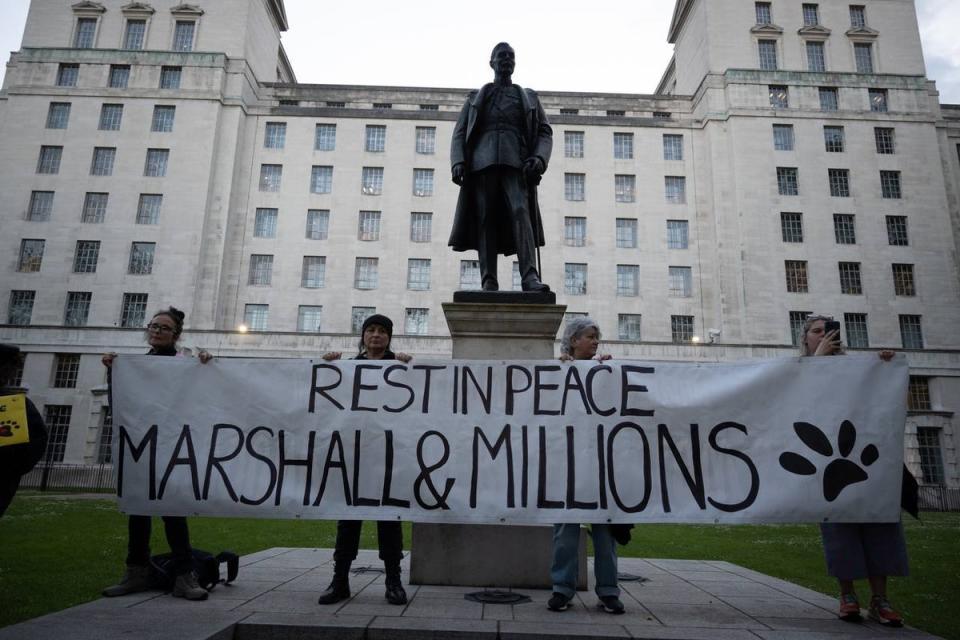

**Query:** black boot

left=317, top=564, right=351, bottom=605
left=384, top=565, right=407, bottom=605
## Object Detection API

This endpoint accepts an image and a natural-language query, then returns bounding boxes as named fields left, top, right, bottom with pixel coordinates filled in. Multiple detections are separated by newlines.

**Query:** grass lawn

left=1, top=494, right=957, bottom=639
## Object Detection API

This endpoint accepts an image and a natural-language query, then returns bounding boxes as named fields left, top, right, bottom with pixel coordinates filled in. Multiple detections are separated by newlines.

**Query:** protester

left=0, top=344, right=48, bottom=517
left=317, top=313, right=412, bottom=606
left=800, top=314, right=908, bottom=627
left=548, top=317, right=625, bottom=614
left=101, top=307, right=213, bottom=601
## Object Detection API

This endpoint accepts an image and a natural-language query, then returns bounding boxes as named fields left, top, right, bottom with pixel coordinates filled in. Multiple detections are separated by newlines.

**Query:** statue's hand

left=523, top=157, right=544, bottom=178
left=452, top=163, right=465, bottom=185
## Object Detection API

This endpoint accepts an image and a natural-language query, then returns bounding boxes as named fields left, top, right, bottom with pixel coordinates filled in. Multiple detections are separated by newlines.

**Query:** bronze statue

left=448, top=42, right=552, bottom=292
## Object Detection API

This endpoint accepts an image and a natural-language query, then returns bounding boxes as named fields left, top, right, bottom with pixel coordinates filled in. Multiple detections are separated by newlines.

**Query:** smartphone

left=824, top=320, right=841, bottom=336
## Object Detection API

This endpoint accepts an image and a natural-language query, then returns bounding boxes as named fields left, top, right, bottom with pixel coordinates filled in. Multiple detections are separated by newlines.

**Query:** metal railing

left=918, top=484, right=960, bottom=512
left=19, top=463, right=116, bottom=493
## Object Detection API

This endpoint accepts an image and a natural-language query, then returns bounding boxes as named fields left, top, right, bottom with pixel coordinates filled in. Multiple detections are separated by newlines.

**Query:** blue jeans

left=551, top=523, right=620, bottom=598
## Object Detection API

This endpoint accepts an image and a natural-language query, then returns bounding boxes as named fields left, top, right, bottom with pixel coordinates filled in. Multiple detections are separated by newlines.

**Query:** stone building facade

left=1, top=0, right=957, bottom=494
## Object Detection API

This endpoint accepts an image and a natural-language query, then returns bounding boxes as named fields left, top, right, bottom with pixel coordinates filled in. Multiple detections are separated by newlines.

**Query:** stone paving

left=0, top=548, right=941, bottom=639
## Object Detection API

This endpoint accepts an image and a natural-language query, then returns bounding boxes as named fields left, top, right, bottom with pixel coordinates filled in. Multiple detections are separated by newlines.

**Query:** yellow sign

left=0, top=394, right=30, bottom=447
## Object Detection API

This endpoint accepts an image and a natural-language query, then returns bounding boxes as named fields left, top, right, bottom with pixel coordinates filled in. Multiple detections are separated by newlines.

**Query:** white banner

left=111, top=355, right=907, bottom=524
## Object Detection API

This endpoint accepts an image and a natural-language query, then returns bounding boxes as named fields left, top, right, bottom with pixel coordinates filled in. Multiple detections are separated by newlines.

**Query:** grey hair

left=798, top=314, right=833, bottom=356
left=560, top=317, right=601, bottom=356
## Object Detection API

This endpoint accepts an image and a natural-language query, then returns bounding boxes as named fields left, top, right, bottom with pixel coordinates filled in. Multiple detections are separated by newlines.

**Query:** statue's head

left=489, top=42, right=515, bottom=77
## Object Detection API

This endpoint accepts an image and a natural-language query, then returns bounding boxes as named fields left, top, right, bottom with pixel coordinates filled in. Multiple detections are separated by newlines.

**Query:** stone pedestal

left=409, top=297, right=588, bottom=590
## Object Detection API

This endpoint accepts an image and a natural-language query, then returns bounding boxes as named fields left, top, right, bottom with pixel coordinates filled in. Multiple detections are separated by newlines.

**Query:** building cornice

left=667, top=0, right=695, bottom=44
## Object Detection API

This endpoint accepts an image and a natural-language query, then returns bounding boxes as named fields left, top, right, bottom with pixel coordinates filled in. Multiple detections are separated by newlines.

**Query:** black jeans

left=0, top=473, right=21, bottom=518
left=126, top=515, right=193, bottom=574
left=332, top=520, right=403, bottom=569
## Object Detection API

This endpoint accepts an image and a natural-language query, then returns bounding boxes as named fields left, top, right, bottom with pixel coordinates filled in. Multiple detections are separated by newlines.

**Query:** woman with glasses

left=101, top=306, right=212, bottom=601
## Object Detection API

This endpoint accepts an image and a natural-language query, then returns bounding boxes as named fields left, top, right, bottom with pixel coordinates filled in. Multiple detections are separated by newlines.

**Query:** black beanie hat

left=361, top=314, right=393, bottom=337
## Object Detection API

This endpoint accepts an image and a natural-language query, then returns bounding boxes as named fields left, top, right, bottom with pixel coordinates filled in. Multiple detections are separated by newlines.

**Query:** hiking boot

left=172, top=571, right=208, bottom=601
left=102, top=565, right=152, bottom=597
left=384, top=574, right=408, bottom=605
left=317, top=576, right=350, bottom=605
left=838, top=592, right=861, bottom=621
left=599, top=595, right=625, bottom=614
left=869, top=596, right=903, bottom=627
left=547, top=592, right=571, bottom=611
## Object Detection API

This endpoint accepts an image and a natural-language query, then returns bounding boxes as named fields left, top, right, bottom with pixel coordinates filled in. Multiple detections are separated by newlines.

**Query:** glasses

left=146, top=323, right=175, bottom=334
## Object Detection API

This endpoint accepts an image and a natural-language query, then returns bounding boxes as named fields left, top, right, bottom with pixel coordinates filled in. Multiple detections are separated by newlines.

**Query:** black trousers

left=470, top=167, right=539, bottom=286
left=0, top=473, right=21, bottom=518
left=126, top=514, right=193, bottom=574
left=332, top=520, right=403, bottom=569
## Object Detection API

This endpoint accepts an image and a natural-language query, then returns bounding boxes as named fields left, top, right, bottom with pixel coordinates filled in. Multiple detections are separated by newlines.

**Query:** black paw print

left=0, top=419, right=20, bottom=438
left=779, top=420, right=879, bottom=502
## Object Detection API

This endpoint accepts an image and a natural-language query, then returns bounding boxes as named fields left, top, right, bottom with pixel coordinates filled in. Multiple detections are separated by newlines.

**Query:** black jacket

left=0, top=386, right=48, bottom=477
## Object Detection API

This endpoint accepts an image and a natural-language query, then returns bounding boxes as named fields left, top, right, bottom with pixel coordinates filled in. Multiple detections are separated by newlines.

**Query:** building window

left=668, top=266, right=692, bottom=297
left=616, top=218, right=638, bottom=248
left=46, top=102, right=71, bottom=129
left=916, top=427, right=945, bottom=485
left=869, top=88, right=888, bottom=112
left=854, top=43, right=874, bottom=73
left=773, top=124, right=794, bottom=151
left=257, top=164, right=282, bottom=192
left=128, top=242, right=155, bottom=275
left=618, top=314, right=642, bottom=341
left=311, top=165, right=333, bottom=194
left=43, top=405, right=72, bottom=463
left=120, top=293, right=148, bottom=328
left=301, top=256, right=326, bottom=288
left=665, top=176, right=686, bottom=204
left=17, top=239, right=45, bottom=272
left=662, top=134, right=683, bottom=161
left=81, top=192, right=109, bottom=223
left=405, top=308, right=429, bottom=335
left=410, top=212, right=432, bottom=242
left=415, top=127, right=436, bottom=154
left=838, top=262, right=862, bottom=294
left=806, top=41, right=826, bottom=72
left=789, top=310, right=812, bottom=346
left=8, top=291, right=35, bottom=325
left=564, top=173, right=585, bottom=201
left=803, top=3, right=820, bottom=25
left=758, top=40, right=778, bottom=70
left=108, top=65, right=129, bottom=88
left=244, top=304, right=269, bottom=332
left=777, top=167, right=799, bottom=195
left=354, top=257, right=379, bottom=289
left=615, top=174, right=636, bottom=203
left=413, top=168, right=434, bottom=196
left=564, top=216, right=586, bottom=247
left=358, top=210, right=381, bottom=240
left=564, top=131, right=584, bottom=158
left=64, top=291, right=91, bottom=327
left=264, top=122, right=286, bottom=149
left=53, top=354, right=81, bottom=388
left=124, top=19, right=145, bottom=49
left=253, top=208, right=278, bottom=238
left=616, top=264, right=639, bottom=297
left=850, top=5, right=867, bottom=28
left=144, top=149, right=169, bottom=177
left=460, top=260, right=481, bottom=290
left=607, top=110, right=625, bottom=117
left=306, top=209, right=330, bottom=240
left=365, top=125, right=386, bottom=152
left=37, top=146, right=63, bottom=174
left=908, top=377, right=931, bottom=411
left=819, top=87, right=839, bottom=111
left=407, top=258, right=431, bottom=290
left=833, top=214, right=856, bottom=244
left=841, top=313, right=869, bottom=348
left=667, top=220, right=689, bottom=249
left=892, top=263, right=916, bottom=296
left=769, top=85, right=789, bottom=109
left=900, top=315, right=924, bottom=349
left=565, top=263, right=588, bottom=295
left=151, top=105, right=175, bottom=132
left=755, top=2, right=772, bottom=24
left=315, top=124, right=336, bottom=151
left=57, top=63, right=79, bottom=87
left=361, top=167, right=384, bottom=195
left=874, top=127, right=895, bottom=154
left=373, top=103, right=392, bottom=110
left=326, top=101, right=345, bottom=109
left=829, top=168, right=850, bottom=197
left=159, top=66, right=181, bottom=89
left=347, top=308, right=373, bottom=334
left=785, top=260, right=808, bottom=293
left=73, top=240, right=100, bottom=273
left=781, top=212, right=804, bottom=243
left=28, top=191, right=55, bottom=221
left=172, top=20, right=195, bottom=52
left=74, top=17, right=97, bottom=48
left=248, top=254, right=273, bottom=285
left=297, top=306, right=323, bottom=333
left=559, top=108, right=579, bottom=115
left=98, top=103, right=123, bottom=131
left=136, top=194, right=162, bottom=225
left=91, top=147, right=116, bottom=176
left=824, top=126, right=845, bottom=152
left=613, top=132, right=633, bottom=160
left=671, top=315, right=695, bottom=343
left=886, top=215, right=909, bottom=246
left=419, top=104, right=438, bottom=111
left=881, top=170, right=902, bottom=199
left=95, top=407, right=112, bottom=463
